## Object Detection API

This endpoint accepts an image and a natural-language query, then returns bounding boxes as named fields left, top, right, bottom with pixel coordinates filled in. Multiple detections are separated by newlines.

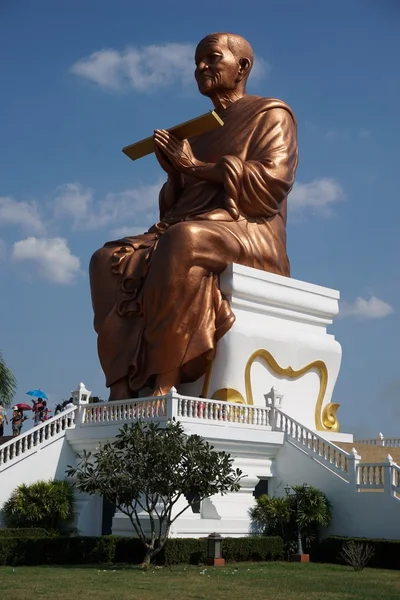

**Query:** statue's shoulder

left=245, top=95, right=296, bottom=121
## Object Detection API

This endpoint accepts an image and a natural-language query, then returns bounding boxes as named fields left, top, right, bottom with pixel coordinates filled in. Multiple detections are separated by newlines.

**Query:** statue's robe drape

left=90, top=95, right=298, bottom=391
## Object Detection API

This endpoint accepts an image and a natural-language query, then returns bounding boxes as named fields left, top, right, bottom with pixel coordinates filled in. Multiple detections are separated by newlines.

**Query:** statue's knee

left=161, top=222, right=198, bottom=252
left=90, top=247, right=111, bottom=277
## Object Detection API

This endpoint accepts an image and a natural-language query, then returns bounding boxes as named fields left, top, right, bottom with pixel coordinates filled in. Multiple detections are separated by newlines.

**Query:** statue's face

left=195, top=35, right=240, bottom=97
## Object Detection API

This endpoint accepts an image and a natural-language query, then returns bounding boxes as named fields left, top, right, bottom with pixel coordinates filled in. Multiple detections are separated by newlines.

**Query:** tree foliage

left=250, top=485, right=332, bottom=553
left=0, top=351, right=17, bottom=408
left=67, top=420, right=243, bottom=566
left=3, top=480, right=74, bottom=531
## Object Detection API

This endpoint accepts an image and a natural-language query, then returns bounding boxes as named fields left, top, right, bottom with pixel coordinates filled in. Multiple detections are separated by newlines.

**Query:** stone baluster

left=348, top=448, right=361, bottom=490
left=383, top=454, right=394, bottom=497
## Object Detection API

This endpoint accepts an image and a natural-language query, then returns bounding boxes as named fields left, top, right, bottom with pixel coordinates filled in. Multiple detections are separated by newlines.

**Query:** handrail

left=0, top=407, right=76, bottom=470
left=273, top=408, right=350, bottom=476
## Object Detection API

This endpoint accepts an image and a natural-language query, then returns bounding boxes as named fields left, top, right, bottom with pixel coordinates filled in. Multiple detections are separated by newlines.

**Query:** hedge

left=313, top=536, right=400, bottom=570
left=0, top=535, right=283, bottom=566
left=0, top=528, right=55, bottom=538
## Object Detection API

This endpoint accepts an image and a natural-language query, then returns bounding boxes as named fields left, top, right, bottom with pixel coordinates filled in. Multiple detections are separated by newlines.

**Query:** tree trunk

left=139, top=547, right=153, bottom=569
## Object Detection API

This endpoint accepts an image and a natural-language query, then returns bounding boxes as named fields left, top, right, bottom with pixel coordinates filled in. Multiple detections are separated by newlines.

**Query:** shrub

left=313, top=536, right=400, bottom=570
left=0, top=535, right=283, bottom=566
left=3, top=480, right=74, bottom=531
left=340, top=540, right=375, bottom=571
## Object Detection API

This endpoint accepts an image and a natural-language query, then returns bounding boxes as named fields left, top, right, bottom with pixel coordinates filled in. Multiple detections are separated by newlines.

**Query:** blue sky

left=1, top=0, right=399, bottom=437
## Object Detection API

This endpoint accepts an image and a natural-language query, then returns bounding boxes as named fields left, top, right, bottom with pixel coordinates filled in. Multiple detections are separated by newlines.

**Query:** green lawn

left=1, top=562, right=399, bottom=600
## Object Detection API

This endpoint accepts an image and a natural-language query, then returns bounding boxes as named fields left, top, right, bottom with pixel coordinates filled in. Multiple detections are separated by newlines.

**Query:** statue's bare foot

left=109, top=377, right=134, bottom=401
left=151, top=368, right=180, bottom=396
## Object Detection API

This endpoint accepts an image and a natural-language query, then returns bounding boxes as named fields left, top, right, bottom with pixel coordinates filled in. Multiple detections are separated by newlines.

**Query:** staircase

left=336, top=442, right=400, bottom=466
left=272, top=409, right=400, bottom=539
left=0, top=407, right=77, bottom=526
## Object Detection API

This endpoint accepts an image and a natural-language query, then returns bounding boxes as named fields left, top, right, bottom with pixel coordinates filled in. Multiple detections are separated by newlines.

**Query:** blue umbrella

left=26, top=389, right=48, bottom=401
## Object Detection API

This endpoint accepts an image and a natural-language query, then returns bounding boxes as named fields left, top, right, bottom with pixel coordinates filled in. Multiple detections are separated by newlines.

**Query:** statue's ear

left=237, top=57, right=252, bottom=82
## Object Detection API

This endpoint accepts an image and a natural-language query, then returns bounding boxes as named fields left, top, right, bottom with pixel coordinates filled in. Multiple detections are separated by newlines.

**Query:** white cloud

left=0, top=195, right=45, bottom=234
left=52, top=181, right=161, bottom=232
left=70, top=43, right=195, bottom=92
left=70, top=43, right=268, bottom=92
left=289, top=178, right=345, bottom=216
left=12, top=237, right=81, bottom=285
left=52, top=182, right=93, bottom=222
left=340, top=296, right=395, bottom=320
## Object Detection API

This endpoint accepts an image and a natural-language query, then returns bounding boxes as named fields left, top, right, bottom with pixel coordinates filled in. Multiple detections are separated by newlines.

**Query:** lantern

left=206, top=532, right=225, bottom=566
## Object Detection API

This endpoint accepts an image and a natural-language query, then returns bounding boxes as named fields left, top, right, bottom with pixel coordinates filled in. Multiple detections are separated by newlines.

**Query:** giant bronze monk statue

left=90, top=32, right=298, bottom=399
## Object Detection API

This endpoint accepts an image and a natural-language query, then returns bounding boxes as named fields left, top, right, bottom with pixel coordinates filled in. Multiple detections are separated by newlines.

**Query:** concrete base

left=180, top=264, right=343, bottom=435
left=290, top=554, right=310, bottom=563
left=206, top=558, right=226, bottom=566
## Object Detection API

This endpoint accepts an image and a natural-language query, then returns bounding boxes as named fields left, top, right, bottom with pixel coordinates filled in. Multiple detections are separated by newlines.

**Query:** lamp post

left=285, top=482, right=311, bottom=563
left=206, top=532, right=225, bottom=567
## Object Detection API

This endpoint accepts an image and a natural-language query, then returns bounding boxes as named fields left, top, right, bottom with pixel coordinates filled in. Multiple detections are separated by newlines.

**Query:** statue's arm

left=186, top=107, right=298, bottom=219
left=159, top=175, right=183, bottom=219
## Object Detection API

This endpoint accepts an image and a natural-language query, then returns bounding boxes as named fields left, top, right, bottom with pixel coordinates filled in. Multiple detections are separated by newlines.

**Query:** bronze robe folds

left=90, top=95, right=298, bottom=391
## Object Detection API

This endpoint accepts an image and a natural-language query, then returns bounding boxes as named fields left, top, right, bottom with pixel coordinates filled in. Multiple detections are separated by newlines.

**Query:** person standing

left=11, top=408, right=27, bottom=437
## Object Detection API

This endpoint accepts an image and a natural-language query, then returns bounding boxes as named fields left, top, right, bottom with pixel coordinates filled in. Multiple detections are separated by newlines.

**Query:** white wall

left=0, top=436, right=76, bottom=526
left=274, top=441, right=400, bottom=540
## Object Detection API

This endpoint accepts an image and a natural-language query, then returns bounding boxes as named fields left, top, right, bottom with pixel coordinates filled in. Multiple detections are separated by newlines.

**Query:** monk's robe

left=90, top=95, right=298, bottom=392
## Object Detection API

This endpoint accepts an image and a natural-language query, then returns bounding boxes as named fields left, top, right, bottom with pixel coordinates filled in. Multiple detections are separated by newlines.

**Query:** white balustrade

left=77, top=395, right=272, bottom=429
left=358, top=464, right=385, bottom=489
left=356, top=457, right=400, bottom=498
left=383, top=438, right=400, bottom=448
left=80, top=397, right=168, bottom=425
left=0, top=407, right=76, bottom=471
left=274, top=408, right=350, bottom=476
left=176, top=396, right=271, bottom=426
left=1, top=390, right=400, bottom=504
left=354, top=434, right=400, bottom=448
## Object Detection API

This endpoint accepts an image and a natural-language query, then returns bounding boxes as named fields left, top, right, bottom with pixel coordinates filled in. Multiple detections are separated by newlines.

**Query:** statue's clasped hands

left=154, top=129, right=201, bottom=174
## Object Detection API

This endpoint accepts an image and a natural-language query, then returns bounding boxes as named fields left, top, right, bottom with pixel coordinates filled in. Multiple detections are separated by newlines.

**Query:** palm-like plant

left=250, top=494, right=292, bottom=538
left=250, top=486, right=332, bottom=554
left=293, top=484, right=332, bottom=533
left=0, top=351, right=17, bottom=408
left=3, top=480, right=74, bottom=531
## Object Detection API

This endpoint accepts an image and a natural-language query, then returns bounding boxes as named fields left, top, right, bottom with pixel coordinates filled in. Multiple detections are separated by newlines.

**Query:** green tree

left=250, top=495, right=292, bottom=539
left=3, top=479, right=74, bottom=531
left=0, top=351, right=17, bottom=408
left=67, top=420, right=243, bottom=567
left=250, top=486, right=332, bottom=553
left=293, top=484, right=332, bottom=545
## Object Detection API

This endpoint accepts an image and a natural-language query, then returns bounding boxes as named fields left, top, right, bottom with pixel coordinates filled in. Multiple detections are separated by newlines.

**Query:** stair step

left=335, top=442, right=400, bottom=464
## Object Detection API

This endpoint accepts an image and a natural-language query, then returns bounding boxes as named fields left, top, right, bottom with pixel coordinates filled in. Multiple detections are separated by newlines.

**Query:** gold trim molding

left=244, top=349, right=340, bottom=432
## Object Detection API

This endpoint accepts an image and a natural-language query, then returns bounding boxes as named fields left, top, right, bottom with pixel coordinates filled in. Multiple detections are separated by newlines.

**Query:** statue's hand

left=154, top=129, right=201, bottom=173
left=153, top=140, right=180, bottom=178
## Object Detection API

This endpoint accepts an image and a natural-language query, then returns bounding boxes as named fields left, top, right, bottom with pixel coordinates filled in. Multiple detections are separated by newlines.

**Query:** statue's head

left=195, top=33, right=253, bottom=98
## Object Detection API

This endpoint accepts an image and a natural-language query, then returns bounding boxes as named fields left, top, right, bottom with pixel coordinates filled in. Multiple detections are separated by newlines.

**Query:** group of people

left=0, top=398, right=52, bottom=438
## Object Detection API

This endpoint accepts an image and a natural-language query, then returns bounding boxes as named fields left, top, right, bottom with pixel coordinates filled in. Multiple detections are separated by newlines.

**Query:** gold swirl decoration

left=244, top=349, right=340, bottom=432
left=321, top=402, right=340, bottom=432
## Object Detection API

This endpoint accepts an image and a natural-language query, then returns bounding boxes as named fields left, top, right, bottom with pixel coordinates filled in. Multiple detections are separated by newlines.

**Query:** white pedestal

left=180, top=264, right=342, bottom=434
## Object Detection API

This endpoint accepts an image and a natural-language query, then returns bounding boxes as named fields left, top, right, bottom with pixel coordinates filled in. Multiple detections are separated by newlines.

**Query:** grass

left=1, top=562, right=400, bottom=600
